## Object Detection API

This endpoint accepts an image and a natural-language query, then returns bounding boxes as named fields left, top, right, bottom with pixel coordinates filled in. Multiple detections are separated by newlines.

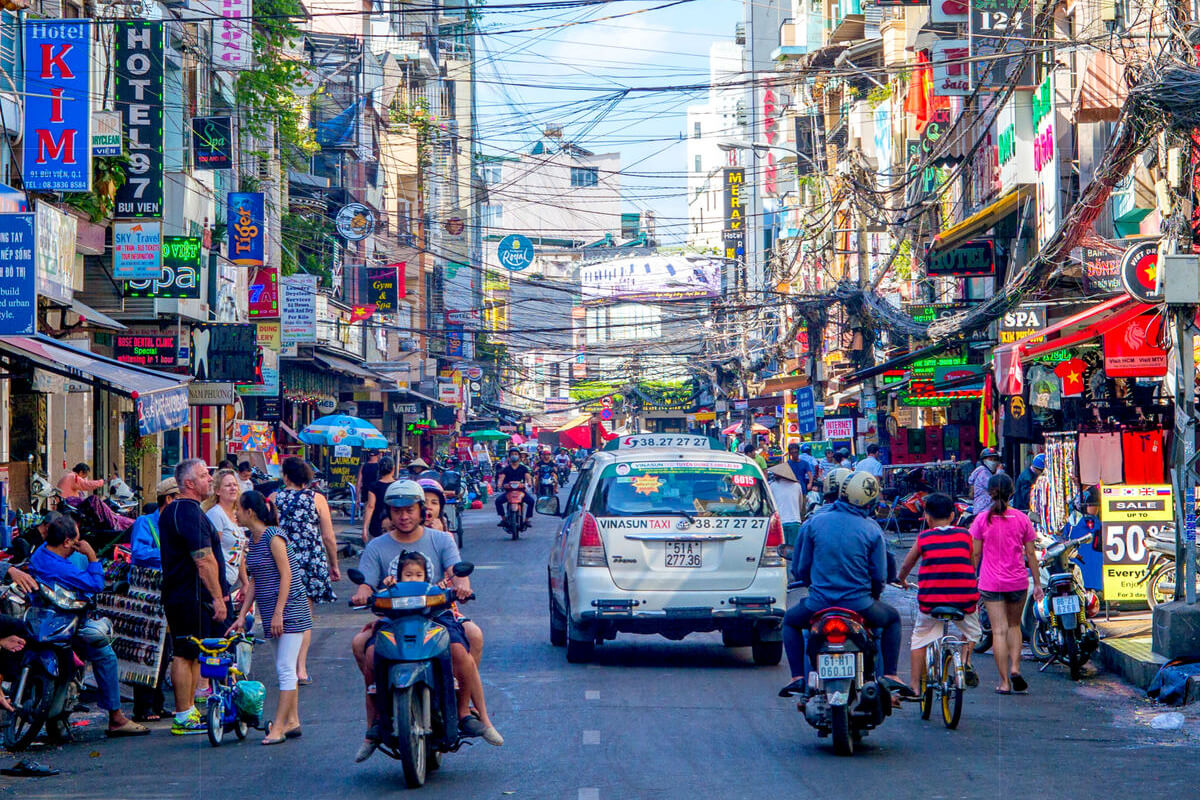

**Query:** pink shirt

left=969, top=509, right=1035, bottom=593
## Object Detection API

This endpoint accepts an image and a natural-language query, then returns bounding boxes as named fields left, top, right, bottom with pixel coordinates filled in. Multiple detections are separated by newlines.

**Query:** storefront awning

left=69, top=298, right=126, bottom=331
left=395, top=388, right=450, bottom=408
left=312, top=352, right=377, bottom=382
left=553, top=413, right=593, bottom=433
left=931, top=187, right=1028, bottom=253
left=839, top=340, right=957, bottom=388
left=0, top=334, right=189, bottom=435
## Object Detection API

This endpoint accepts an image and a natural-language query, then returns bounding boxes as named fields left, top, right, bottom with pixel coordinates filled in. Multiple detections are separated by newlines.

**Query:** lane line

left=583, top=729, right=600, bottom=745
left=585, top=690, right=600, bottom=700
left=579, top=789, right=600, bottom=800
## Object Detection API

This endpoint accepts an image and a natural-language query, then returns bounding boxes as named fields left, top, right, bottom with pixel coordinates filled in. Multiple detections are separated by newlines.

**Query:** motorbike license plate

left=818, top=653, right=856, bottom=679
left=664, top=541, right=702, bottom=568
left=1052, top=595, right=1081, bottom=615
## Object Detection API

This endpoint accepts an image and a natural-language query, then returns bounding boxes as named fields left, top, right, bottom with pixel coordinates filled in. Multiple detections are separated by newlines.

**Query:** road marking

left=583, top=730, right=600, bottom=745
left=579, top=789, right=599, bottom=800
left=585, top=690, right=600, bottom=700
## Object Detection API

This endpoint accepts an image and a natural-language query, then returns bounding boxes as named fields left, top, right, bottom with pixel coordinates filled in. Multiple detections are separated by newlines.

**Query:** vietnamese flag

left=349, top=304, right=376, bottom=322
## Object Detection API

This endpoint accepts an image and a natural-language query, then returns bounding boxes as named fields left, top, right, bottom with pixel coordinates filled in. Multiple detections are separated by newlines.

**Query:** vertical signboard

left=364, top=265, right=399, bottom=312
left=1101, top=485, right=1171, bottom=604
left=248, top=266, right=278, bottom=317
left=92, top=110, right=122, bottom=157
left=190, top=116, right=233, bottom=169
left=0, top=214, right=37, bottom=335
left=123, top=236, right=202, bottom=298
left=931, top=39, right=972, bottom=96
left=34, top=202, right=77, bottom=304
left=23, top=20, right=91, bottom=192
left=114, top=21, right=164, bottom=218
left=969, top=0, right=1035, bottom=89
left=1033, top=72, right=1059, bottom=248
left=204, top=0, right=255, bottom=70
left=112, top=220, right=163, bottom=279
left=281, top=274, right=317, bottom=344
left=722, top=167, right=746, bottom=270
left=227, top=192, right=265, bottom=266
left=796, top=386, right=817, bottom=434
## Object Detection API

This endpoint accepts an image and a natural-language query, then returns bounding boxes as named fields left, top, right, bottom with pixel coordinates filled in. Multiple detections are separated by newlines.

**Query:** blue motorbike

left=348, top=563, right=475, bottom=788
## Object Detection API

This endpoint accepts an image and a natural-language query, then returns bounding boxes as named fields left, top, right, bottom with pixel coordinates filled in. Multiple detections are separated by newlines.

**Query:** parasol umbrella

left=510, top=433, right=526, bottom=445
left=467, top=429, right=510, bottom=441
left=722, top=421, right=770, bottom=436
left=299, top=414, right=389, bottom=449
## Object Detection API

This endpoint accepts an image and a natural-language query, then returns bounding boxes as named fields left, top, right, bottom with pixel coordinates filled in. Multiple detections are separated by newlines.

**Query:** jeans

left=78, top=638, right=121, bottom=712
left=783, top=600, right=902, bottom=680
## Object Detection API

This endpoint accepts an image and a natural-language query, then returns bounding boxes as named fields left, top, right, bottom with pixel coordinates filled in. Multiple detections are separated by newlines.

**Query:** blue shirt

left=794, top=501, right=886, bottom=612
left=30, top=545, right=105, bottom=596
left=787, top=459, right=813, bottom=490
left=129, top=509, right=162, bottom=568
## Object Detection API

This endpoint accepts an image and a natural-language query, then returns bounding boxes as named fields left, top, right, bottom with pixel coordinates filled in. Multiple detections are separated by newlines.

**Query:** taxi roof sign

left=602, top=434, right=722, bottom=452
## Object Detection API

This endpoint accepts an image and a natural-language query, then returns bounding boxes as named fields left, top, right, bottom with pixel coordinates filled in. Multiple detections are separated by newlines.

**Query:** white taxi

left=538, top=434, right=786, bottom=664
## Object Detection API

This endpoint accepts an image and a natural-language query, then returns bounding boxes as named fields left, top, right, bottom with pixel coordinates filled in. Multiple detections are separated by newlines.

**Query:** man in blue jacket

left=29, top=516, right=149, bottom=736
left=780, top=471, right=912, bottom=699
left=128, top=478, right=180, bottom=569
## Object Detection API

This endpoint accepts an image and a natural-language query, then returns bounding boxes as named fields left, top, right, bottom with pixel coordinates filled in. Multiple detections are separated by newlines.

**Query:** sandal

left=0, top=759, right=60, bottom=777
left=262, top=736, right=289, bottom=745
left=1010, top=673, right=1028, bottom=693
left=879, top=677, right=918, bottom=698
left=107, top=720, right=151, bottom=737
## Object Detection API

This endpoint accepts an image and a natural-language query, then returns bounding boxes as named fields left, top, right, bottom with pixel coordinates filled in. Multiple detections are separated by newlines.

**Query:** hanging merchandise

left=1054, top=357, right=1087, bottom=397
left=1078, top=432, right=1123, bottom=485
left=1031, top=432, right=1079, bottom=535
left=1122, top=429, right=1165, bottom=483
left=1027, top=365, right=1062, bottom=409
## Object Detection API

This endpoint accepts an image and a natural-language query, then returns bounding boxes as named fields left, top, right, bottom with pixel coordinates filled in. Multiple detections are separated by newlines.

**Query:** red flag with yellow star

left=349, top=304, right=376, bottom=322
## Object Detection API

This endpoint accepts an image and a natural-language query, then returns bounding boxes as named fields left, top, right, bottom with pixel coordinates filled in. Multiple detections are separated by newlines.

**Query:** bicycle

left=917, top=607, right=967, bottom=730
left=189, top=633, right=264, bottom=747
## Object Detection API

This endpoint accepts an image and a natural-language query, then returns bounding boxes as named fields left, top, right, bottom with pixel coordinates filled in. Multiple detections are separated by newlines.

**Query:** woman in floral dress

left=272, top=456, right=339, bottom=684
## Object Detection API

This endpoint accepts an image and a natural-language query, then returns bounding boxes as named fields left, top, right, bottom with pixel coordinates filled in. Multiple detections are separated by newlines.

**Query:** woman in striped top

left=233, top=491, right=312, bottom=745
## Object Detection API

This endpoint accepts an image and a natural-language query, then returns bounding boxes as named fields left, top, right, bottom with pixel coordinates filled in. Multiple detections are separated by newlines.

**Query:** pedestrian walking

left=233, top=491, right=311, bottom=745
left=356, top=452, right=381, bottom=514
left=156, top=459, right=229, bottom=735
left=767, top=462, right=803, bottom=545
left=1013, top=453, right=1045, bottom=511
left=203, top=469, right=249, bottom=596
left=360, top=456, right=396, bottom=543
left=272, top=456, right=339, bottom=686
left=856, top=444, right=884, bottom=478
left=969, top=473, right=1043, bottom=695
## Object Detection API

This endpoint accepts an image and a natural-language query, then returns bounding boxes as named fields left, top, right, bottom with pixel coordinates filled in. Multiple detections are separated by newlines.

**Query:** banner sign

left=969, top=0, right=1035, bottom=89
left=255, top=320, right=281, bottom=351
left=112, top=220, right=162, bottom=280
left=188, top=382, right=236, bottom=406
left=34, top=202, right=78, bottom=304
left=1103, top=313, right=1167, bottom=377
left=114, top=331, right=177, bottom=368
left=926, top=239, right=995, bottom=276
left=114, top=21, right=164, bottom=217
left=0, top=214, right=36, bottom=335
left=237, top=345, right=278, bottom=396
left=23, top=20, right=91, bottom=192
left=365, top=265, right=399, bottom=311
left=931, top=38, right=972, bottom=96
left=248, top=266, right=278, bottom=317
left=1101, top=484, right=1172, bottom=603
left=1076, top=244, right=1122, bottom=293
left=796, top=386, right=817, bottom=434
left=326, top=450, right=361, bottom=488
left=191, top=116, right=233, bottom=169
left=136, top=386, right=189, bottom=436
left=822, top=418, right=854, bottom=440
left=998, top=303, right=1046, bottom=344
left=123, top=236, right=202, bottom=298
left=281, top=274, right=317, bottom=344
left=92, top=110, right=122, bottom=157
left=189, top=322, right=256, bottom=382
left=227, top=192, right=265, bottom=267
left=206, top=0, right=254, bottom=70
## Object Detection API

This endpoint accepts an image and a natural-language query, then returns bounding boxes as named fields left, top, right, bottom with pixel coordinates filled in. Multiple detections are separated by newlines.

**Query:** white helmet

left=822, top=467, right=852, bottom=496
left=839, top=470, right=881, bottom=508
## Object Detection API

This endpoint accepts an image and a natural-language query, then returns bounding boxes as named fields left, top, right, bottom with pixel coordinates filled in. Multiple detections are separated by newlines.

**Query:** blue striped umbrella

left=298, top=414, right=389, bottom=450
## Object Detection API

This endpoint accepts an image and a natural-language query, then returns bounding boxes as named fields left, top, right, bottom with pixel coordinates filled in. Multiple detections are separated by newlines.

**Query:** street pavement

left=5, top=488, right=1200, bottom=799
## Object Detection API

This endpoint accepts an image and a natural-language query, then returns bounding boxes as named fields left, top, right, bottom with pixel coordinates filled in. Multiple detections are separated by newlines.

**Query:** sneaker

left=458, top=715, right=487, bottom=738
left=171, top=708, right=206, bottom=736
left=355, top=725, right=381, bottom=763
left=964, top=665, right=980, bottom=688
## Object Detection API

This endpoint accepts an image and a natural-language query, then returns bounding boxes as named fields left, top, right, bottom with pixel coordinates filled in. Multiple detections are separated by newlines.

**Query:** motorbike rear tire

left=941, top=650, right=963, bottom=729
left=394, top=686, right=429, bottom=789
left=1066, top=632, right=1083, bottom=681
left=4, top=668, right=52, bottom=751
left=974, top=606, right=993, bottom=654
left=1147, top=564, right=1175, bottom=610
left=1028, top=621, right=1053, bottom=661
left=830, top=704, right=855, bottom=756
left=207, top=701, right=225, bottom=747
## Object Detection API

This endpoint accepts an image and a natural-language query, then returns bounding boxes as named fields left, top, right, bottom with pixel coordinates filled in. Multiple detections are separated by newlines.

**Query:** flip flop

left=285, top=727, right=303, bottom=739
left=297, top=677, right=313, bottom=686
left=107, top=721, right=151, bottom=737
left=262, top=736, right=288, bottom=745
left=995, top=688, right=1012, bottom=695
left=1010, top=674, right=1028, bottom=693
left=0, top=760, right=59, bottom=777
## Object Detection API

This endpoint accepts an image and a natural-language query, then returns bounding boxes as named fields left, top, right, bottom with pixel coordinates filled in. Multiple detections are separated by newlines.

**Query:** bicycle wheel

left=919, top=646, right=934, bottom=720
left=940, top=649, right=963, bottom=729
left=206, top=700, right=225, bottom=747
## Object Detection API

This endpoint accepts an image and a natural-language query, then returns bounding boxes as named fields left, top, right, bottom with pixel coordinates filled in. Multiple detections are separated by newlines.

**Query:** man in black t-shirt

left=357, top=452, right=381, bottom=512
left=159, top=458, right=229, bottom=735
left=494, top=447, right=532, bottom=522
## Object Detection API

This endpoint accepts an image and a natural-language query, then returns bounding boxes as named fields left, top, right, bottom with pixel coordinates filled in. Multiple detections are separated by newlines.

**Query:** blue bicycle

left=190, top=633, right=264, bottom=747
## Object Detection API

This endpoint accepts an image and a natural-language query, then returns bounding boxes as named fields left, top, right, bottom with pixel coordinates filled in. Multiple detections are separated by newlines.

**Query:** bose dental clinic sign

left=23, top=20, right=92, bottom=193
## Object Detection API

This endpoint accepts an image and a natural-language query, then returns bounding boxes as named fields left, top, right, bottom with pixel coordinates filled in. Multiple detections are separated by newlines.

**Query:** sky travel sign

left=114, top=20, right=164, bottom=217
left=23, top=20, right=91, bottom=192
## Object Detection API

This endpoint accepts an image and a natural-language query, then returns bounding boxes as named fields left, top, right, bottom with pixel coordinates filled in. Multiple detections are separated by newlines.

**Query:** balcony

left=393, top=37, right=439, bottom=78
left=772, top=20, right=807, bottom=61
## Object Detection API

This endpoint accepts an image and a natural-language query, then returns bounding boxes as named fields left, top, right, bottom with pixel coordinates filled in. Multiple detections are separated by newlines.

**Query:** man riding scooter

left=779, top=470, right=915, bottom=702
left=494, top=448, right=533, bottom=529
left=534, top=450, right=559, bottom=499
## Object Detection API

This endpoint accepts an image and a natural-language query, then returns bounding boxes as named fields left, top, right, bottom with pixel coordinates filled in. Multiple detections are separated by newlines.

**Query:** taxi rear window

left=589, top=460, right=769, bottom=518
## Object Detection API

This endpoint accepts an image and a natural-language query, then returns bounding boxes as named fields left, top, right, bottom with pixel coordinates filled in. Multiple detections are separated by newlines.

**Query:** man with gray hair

left=158, top=459, right=229, bottom=735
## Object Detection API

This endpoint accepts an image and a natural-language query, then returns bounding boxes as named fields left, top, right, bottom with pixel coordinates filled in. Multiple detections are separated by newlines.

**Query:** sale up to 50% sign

left=1100, top=485, right=1172, bottom=604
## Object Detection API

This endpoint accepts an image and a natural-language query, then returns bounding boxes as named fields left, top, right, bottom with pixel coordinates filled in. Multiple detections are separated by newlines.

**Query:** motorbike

left=535, top=467, right=557, bottom=500
left=105, top=473, right=141, bottom=518
left=3, top=581, right=103, bottom=750
left=29, top=472, right=58, bottom=514
left=1021, top=533, right=1100, bottom=680
left=1138, top=524, right=1200, bottom=609
left=440, top=469, right=465, bottom=550
left=499, top=483, right=527, bottom=540
left=347, top=563, right=476, bottom=789
left=875, top=468, right=969, bottom=535
left=794, top=595, right=893, bottom=756
left=555, top=462, right=571, bottom=486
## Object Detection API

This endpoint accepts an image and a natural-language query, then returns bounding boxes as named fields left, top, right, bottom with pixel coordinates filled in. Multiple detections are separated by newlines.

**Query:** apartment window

left=481, top=203, right=502, bottom=229
left=693, top=121, right=701, bottom=139
left=694, top=155, right=702, bottom=173
left=570, top=167, right=599, bottom=188
left=482, top=164, right=502, bottom=185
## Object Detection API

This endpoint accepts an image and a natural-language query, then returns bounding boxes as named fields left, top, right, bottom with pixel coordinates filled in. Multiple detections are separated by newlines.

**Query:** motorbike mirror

left=535, top=495, right=561, bottom=517
left=452, top=562, right=474, bottom=578
left=347, top=568, right=366, bottom=586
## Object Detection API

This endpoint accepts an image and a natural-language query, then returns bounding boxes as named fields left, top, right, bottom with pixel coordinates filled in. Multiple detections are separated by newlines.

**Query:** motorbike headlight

left=41, top=584, right=87, bottom=611
left=374, top=595, right=427, bottom=611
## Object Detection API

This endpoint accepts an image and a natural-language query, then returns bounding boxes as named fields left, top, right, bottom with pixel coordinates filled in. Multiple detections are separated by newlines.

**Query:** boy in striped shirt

left=896, top=493, right=982, bottom=689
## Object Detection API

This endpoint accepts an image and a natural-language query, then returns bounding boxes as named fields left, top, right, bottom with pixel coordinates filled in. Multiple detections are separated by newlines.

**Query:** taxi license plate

left=664, top=541, right=702, bottom=568
left=1052, top=595, right=1081, bottom=615
left=818, top=653, right=856, bottom=679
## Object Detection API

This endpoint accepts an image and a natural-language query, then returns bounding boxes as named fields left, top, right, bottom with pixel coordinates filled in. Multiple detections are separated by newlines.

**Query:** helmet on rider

left=822, top=467, right=852, bottom=498
left=384, top=479, right=426, bottom=509
left=980, top=447, right=1002, bottom=473
left=800, top=443, right=812, bottom=454
left=839, top=470, right=881, bottom=508
left=417, top=477, right=445, bottom=507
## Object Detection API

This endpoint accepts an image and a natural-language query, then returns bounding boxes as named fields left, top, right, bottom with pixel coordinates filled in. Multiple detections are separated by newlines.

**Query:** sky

left=476, top=0, right=744, bottom=244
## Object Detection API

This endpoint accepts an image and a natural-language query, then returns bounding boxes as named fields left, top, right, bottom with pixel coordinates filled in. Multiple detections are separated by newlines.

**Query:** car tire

left=549, top=574, right=567, bottom=648
left=751, top=636, right=783, bottom=666
left=564, top=592, right=594, bottom=664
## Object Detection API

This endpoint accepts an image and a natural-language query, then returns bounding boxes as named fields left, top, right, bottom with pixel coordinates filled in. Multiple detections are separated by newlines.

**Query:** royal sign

left=23, top=20, right=92, bottom=192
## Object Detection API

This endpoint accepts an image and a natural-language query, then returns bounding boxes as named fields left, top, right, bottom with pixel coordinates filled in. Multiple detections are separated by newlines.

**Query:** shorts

left=910, top=609, right=982, bottom=650
left=165, top=598, right=230, bottom=660
left=980, top=589, right=1027, bottom=604
left=433, top=611, right=470, bottom=652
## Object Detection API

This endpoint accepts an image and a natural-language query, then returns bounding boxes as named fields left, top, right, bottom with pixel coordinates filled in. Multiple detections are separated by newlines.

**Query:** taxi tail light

left=578, top=512, right=607, bottom=567
left=760, top=512, right=785, bottom=567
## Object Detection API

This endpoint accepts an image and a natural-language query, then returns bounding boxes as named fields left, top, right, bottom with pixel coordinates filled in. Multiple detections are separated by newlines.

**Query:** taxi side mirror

left=536, top=495, right=561, bottom=517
